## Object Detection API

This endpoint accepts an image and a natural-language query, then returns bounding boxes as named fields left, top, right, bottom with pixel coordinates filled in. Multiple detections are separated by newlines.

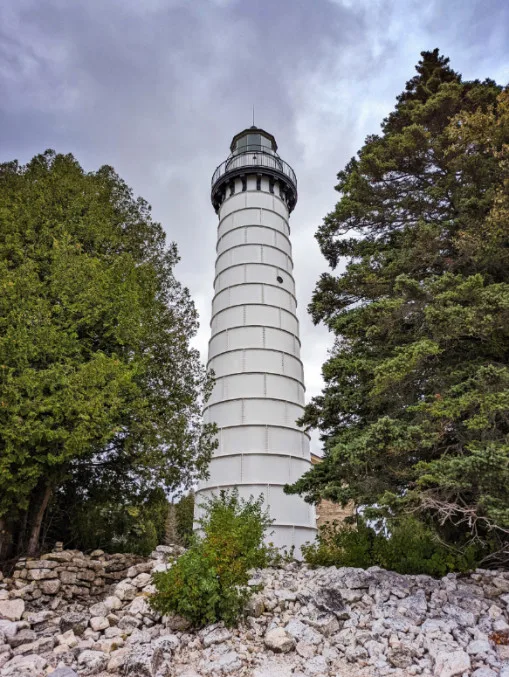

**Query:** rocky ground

left=1, top=546, right=509, bottom=676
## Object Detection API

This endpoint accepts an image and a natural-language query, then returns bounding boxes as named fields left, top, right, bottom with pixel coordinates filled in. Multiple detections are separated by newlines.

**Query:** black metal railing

left=211, top=149, right=297, bottom=189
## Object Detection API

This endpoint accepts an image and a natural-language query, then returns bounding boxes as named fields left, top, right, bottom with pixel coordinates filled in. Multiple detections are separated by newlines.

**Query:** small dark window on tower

left=276, top=275, right=283, bottom=284
left=256, top=175, right=261, bottom=190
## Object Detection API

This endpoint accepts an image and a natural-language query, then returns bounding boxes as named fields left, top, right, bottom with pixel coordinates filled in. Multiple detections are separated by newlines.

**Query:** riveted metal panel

left=211, top=305, right=245, bottom=333
left=215, top=426, right=267, bottom=455
left=241, top=454, right=290, bottom=484
left=214, top=425, right=310, bottom=457
left=207, top=455, right=242, bottom=485
left=215, top=243, right=293, bottom=274
left=215, top=263, right=296, bottom=296
left=209, top=327, right=300, bottom=360
left=217, top=225, right=292, bottom=256
left=207, top=349, right=303, bottom=382
left=205, top=398, right=303, bottom=428
left=212, top=284, right=296, bottom=316
left=262, top=284, right=296, bottom=312
left=209, top=373, right=304, bottom=405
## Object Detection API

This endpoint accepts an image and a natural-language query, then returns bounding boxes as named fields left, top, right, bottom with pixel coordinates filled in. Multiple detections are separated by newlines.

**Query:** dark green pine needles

left=286, top=50, right=509, bottom=566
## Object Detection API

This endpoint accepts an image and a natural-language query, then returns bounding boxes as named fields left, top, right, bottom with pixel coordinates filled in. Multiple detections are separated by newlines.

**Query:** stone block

left=26, top=559, right=58, bottom=569
left=40, top=579, right=61, bottom=595
left=0, top=599, right=25, bottom=621
left=26, top=569, right=58, bottom=581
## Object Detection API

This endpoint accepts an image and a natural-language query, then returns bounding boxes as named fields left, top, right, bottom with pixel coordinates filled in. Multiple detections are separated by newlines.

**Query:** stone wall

left=311, top=453, right=356, bottom=529
left=7, top=547, right=147, bottom=605
left=315, top=499, right=355, bottom=529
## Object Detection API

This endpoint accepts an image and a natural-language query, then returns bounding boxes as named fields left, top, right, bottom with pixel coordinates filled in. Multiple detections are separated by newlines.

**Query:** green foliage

left=150, top=490, right=273, bottom=627
left=54, top=488, right=168, bottom=556
left=0, top=151, right=216, bottom=556
left=286, top=50, right=509, bottom=565
left=303, top=516, right=482, bottom=577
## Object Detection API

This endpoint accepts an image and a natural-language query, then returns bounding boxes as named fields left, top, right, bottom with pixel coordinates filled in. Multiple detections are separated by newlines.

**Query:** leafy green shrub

left=302, top=515, right=482, bottom=576
left=150, top=490, right=273, bottom=627
left=302, top=519, right=376, bottom=569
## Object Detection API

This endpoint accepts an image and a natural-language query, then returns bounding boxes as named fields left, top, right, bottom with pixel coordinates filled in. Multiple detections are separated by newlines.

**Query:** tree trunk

left=164, top=503, right=180, bottom=546
left=26, top=485, right=52, bottom=557
left=0, top=516, right=13, bottom=561
left=15, top=509, right=29, bottom=556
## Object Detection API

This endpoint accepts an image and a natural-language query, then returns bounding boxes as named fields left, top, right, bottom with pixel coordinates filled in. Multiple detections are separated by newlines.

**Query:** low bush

left=302, top=515, right=482, bottom=576
left=150, top=490, right=273, bottom=627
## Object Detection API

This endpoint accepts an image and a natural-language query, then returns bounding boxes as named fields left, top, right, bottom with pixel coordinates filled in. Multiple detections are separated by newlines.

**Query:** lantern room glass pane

left=236, top=136, right=247, bottom=151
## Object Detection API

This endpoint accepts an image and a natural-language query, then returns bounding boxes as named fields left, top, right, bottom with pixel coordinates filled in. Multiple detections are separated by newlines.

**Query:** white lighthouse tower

left=195, top=127, right=316, bottom=554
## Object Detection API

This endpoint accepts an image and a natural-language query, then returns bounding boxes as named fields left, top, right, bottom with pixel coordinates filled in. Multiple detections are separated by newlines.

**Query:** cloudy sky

left=2, top=0, right=508, bottom=453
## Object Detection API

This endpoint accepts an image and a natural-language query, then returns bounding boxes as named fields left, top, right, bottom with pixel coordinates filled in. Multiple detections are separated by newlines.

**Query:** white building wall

left=196, top=170, right=317, bottom=556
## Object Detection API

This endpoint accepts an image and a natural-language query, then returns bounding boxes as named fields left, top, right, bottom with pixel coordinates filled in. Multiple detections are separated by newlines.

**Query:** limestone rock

left=304, top=612, right=339, bottom=636
left=60, top=612, right=89, bottom=636
left=88, top=602, right=108, bottom=617
left=0, top=621, right=17, bottom=643
left=153, top=634, right=180, bottom=652
left=264, top=627, right=296, bottom=653
left=126, top=595, right=151, bottom=616
left=0, top=600, right=24, bottom=622
left=107, top=647, right=129, bottom=671
left=305, top=655, right=328, bottom=675
left=0, top=653, right=47, bottom=676
left=295, top=640, right=315, bottom=659
left=200, top=650, right=242, bottom=674
left=132, top=572, right=152, bottom=588
left=246, top=595, right=265, bottom=617
left=202, top=626, right=232, bottom=647
left=434, top=649, right=471, bottom=677
left=471, top=668, right=498, bottom=677
left=165, top=614, right=191, bottom=631
left=47, top=668, right=79, bottom=677
left=56, top=630, right=78, bottom=649
left=40, top=579, right=61, bottom=595
left=312, top=586, right=350, bottom=620
left=89, top=616, right=109, bottom=632
left=77, top=649, right=108, bottom=675
left=99, top=637, right=125, bottom=653
left=468, top=638, right=491, bottom=654
left=104, top=595, right=123, bottom=611
left=114, top=581, right=136, bottom=602
left=284, top=618, right=322, bottom=645
left=252, top=659, right=294, bottom=677
left=123, top=644, right=168, bottom=677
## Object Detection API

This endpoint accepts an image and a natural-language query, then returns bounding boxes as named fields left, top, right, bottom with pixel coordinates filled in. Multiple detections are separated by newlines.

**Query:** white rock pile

left=0, top=546, right=508, bottom=676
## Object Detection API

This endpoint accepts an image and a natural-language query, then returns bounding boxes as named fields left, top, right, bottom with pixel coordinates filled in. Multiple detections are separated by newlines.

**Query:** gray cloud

left=1, top=0, right=508, bottom=453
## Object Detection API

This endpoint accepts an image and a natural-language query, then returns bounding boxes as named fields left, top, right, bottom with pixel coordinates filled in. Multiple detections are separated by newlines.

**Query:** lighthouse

left=195, top=127, right=316, bottom=555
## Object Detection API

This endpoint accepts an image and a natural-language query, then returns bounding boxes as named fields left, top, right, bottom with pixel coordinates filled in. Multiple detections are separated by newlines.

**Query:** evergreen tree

left=286, top=50, right=509, bottom=564
left=0, top=151, right=215, bottom=557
